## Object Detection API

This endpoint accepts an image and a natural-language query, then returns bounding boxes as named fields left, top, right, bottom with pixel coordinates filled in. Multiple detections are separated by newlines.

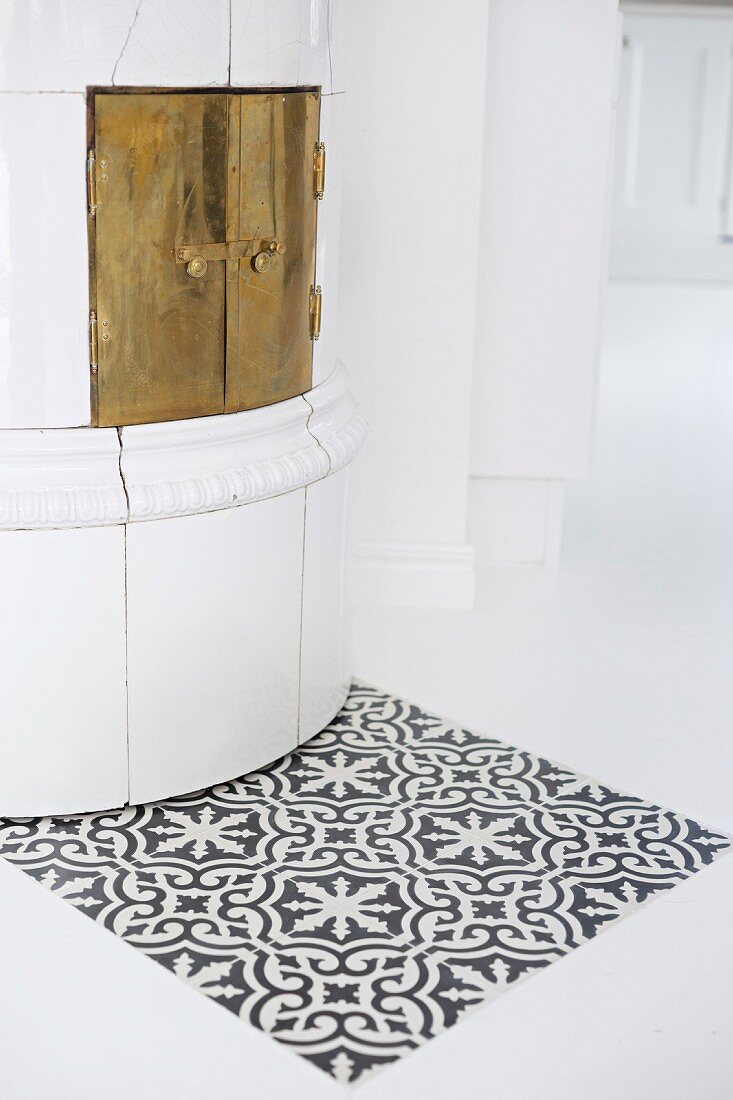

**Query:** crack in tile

left=111, top=0, right=143, bottom=86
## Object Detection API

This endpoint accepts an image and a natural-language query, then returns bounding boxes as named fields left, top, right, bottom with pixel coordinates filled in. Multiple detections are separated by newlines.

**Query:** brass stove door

left=223, top=91, right=320, bottom=412
left=90, top=89, right=320, bottom=428
left=93, top=93, right=228, bottom=427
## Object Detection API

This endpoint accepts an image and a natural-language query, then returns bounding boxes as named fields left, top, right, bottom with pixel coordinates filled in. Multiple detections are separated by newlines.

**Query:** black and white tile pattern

left=0, top=684, right=730, bottom=1084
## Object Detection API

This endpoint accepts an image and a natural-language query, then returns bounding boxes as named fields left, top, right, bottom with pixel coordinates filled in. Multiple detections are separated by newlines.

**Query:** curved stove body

left=0, top=0, right=362, bottom=816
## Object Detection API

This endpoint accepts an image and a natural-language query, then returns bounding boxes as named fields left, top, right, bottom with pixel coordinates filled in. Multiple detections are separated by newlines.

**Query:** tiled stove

left=0, top=0, right=364, bottom=815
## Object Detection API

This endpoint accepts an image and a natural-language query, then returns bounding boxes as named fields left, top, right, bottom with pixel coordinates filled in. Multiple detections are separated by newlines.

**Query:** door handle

left=185, top=256, right=208, bottom=278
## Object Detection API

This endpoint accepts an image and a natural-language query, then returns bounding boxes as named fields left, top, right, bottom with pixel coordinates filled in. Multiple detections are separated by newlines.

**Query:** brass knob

left=252, top=251, right=272, bottom=274
left=268, top=240, right=286, bottom=255
left=186, top=256, right=208, bottom=278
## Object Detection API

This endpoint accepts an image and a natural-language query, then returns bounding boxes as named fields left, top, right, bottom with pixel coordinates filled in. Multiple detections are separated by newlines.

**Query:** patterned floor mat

left=1, top=683, right=730, bottom=1084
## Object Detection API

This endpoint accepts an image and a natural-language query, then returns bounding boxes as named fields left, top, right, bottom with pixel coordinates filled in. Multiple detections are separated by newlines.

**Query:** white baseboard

left=350, top=541, right=476, bottom=609
left=468, top=477, right=565, bottom=565
left=610, top=239, right=733, bottom=283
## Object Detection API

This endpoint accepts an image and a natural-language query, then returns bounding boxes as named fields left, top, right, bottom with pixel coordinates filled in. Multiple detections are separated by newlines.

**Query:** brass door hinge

left=313, top=142, right=326, bottom=199
left=89, top=311, right=99, bottom=374
left=87, top=149, right=98, bottom=218
left=309, top=285, right=322, bottom=340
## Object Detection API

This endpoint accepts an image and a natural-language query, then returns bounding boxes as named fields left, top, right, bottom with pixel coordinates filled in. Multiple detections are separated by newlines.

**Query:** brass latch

left=176, top=238, right=286, bottom=276
left=89, top=311, right=99, bottom=374
left=87, top=149, right=98, bottom=218
left=309, top=285, right=322, bottom=340
left=313, top=142, right=326, bottom=200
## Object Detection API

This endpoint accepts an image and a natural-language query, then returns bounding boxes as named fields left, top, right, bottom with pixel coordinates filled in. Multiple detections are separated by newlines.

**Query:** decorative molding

left=0, top=367, right=365, bottom=530
left=121, top=403, right=326, bottom=523
left=305, top=360, right=368, bottom=474
left=0, top=428, right=127, bottom=530
left=621, top=3, right=733, bottom=18
left=350, top=540, right=476, bottom=610
left=121, top=363, right=365, bottom=522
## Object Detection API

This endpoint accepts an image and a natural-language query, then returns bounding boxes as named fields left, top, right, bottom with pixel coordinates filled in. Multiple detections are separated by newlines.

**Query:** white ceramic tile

left=0, top=94, right=89, bottom=427
left=324, top=0, right=345, bottom=96
left=298, top=467, right=351, bottom=741
left=125, top=491, right=305, bottom=804
left=0, top=0, right=138, bottom=91
left=311, top=89, right=343, bottom=387
left=293, top=0, right=342, bottom=92
left=0, top=525, right=127, bottom=816
left=112, top=0, right=230, bottom=89
left=0, top=427, right=127, bottom=529
left=304, top=360, right=366, bottom=473
left=119, top=391, right=324, bottom=522
left=0, top=0, right=229, bottom=91
left=230, top=0, right=338, bottom=91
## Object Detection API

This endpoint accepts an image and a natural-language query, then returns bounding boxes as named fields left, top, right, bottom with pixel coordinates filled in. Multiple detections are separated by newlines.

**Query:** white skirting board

left=468, top=476, right=565, bottom=566
left=350, top=479, right=565, bottom=612
left=350, top=541, right=477, bottom=610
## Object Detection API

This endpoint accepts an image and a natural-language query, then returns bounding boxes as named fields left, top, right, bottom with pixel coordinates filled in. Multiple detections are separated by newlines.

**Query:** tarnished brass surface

left=252, top=251, right=272, bottom=274
left=93, top=93, right=228, bottom=426
left=89, top=89, right=320, bottom=427
left=224, top=91, right=320, bottom=413
left=175, top=239, right=282, bottom=262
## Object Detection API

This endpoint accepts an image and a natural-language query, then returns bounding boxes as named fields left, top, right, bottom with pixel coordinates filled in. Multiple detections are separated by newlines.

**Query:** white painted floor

left=356, top=282, right=733, bottom=838
left=1, top=283, right=732, bottom=1098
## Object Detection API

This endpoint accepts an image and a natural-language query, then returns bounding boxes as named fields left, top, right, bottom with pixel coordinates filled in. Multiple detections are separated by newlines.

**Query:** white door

left=611, top=10, right=733, bottom=279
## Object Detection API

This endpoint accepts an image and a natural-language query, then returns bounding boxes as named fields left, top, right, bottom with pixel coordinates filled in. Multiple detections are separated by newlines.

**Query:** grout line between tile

left=296, top=486, right=308, bottom=746
left=346, top=680, right=733, bottom=839
left=116, top=428, right=131, bottom=803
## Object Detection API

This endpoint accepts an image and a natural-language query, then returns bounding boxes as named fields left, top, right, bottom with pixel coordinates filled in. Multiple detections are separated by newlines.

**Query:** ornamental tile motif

left=0, top=684, right=729, bottom=1085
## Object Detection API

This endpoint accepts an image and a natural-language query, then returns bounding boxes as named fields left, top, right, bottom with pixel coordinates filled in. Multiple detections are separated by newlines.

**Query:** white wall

left=338, top=1, right=489, bottom=608
left=469, top=0, right=620, bottom=565
left=339, top=1, right=620, bottom=593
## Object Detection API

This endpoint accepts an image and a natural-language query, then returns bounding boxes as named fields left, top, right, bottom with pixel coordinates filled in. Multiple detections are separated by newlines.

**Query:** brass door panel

left=93, top=93, right=228, bottom=426
left=224, top=92, right=320, bottom=412
left=89, top=89, right=320, bottom=427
